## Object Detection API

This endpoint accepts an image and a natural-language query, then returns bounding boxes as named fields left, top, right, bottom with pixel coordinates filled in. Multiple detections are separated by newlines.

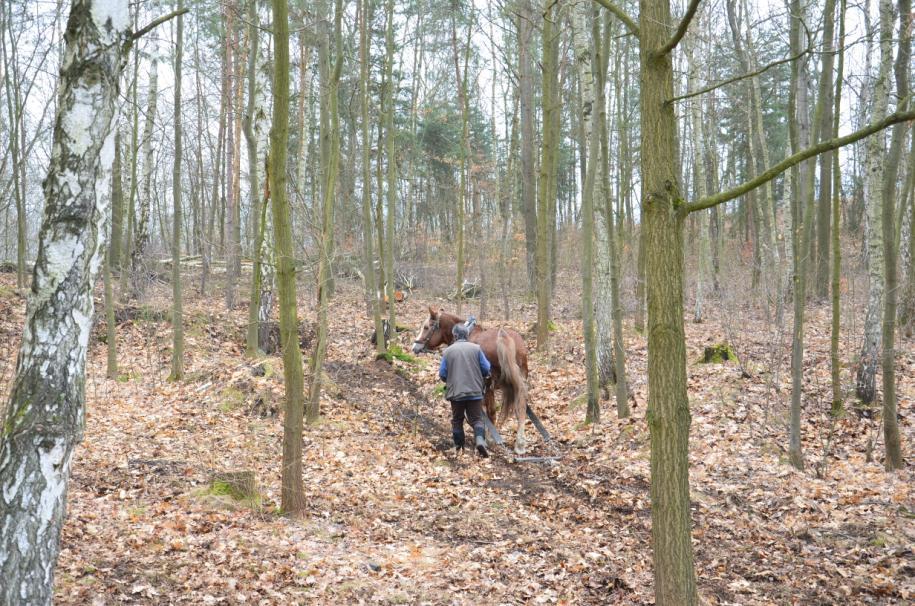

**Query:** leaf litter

left=0, top=272, right=900, bottom=605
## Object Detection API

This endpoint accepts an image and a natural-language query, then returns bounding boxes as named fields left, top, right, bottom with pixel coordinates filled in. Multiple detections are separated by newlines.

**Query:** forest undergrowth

left=0, top=267, right=905, bottom=605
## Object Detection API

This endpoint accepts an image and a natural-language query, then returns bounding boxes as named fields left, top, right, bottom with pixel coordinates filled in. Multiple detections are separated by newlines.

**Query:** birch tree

left=855, top=0, right=894, bottom=404
left=593, top=11, right=629, bottom=417
left=244, top=0, right=272, bottom=357
left=879, top=0, right=908, bottom=470
left=0, top=1, right=130, bottom=601
left=571, top=0, right=599, bottom=422
left=830, top=0, right=847, bottom=414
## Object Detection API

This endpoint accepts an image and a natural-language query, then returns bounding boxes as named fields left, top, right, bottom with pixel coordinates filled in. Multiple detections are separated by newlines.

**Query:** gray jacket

left=439, top=340, right=492, bottom=401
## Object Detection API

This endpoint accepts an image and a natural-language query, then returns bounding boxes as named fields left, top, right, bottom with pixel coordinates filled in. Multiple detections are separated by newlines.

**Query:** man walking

left=439, top=324, right=491, bottom=457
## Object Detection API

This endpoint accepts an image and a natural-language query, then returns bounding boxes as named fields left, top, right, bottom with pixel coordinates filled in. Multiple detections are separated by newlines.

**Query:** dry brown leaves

left=0, top=270, right=901, bottom=606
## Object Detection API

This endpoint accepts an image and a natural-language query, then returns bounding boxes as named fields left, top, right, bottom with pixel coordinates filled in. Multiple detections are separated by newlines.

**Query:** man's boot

left=452, top=430, right=465, bottom=453
left=473, top=427, right=488, bottom=458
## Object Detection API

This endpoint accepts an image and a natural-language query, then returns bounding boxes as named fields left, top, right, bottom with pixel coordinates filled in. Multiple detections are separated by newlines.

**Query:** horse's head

left=412, top=307, right=450, bottom=354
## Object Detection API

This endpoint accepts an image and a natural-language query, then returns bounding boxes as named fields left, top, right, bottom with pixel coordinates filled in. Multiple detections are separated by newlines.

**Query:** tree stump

left=210, top=470, right=257, bottom=500
left=700, top=343, right=736, bottom=363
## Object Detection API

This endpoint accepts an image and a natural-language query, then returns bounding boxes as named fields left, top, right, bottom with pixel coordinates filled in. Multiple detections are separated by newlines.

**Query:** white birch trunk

left=856, top=0, right=893, bottom=403
left=0, top=2, right=129, bottom=602
left=571, top=0, right=600, bottom=420
left=595, top=198, right=615, bottom=387
left=255, top=56, right=275, bottom=347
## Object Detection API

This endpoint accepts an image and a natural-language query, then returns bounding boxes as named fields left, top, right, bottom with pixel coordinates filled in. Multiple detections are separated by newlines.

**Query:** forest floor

left=0, top=270, right=910, bottom=605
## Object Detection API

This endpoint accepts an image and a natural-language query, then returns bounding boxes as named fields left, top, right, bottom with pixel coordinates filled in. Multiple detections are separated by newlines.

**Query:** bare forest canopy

left=0, top=0, right=913, bottom=604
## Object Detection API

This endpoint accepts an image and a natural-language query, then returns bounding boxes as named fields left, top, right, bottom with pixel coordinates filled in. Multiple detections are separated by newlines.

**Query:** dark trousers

left=451, top=398, right=484, bottom=434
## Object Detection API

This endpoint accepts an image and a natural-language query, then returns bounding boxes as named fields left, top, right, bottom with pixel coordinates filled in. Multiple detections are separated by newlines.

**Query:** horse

left=412, top=307, right=530, bottom=454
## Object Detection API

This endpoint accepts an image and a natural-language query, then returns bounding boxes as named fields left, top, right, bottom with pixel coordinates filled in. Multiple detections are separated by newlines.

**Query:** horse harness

left=412, top=318, right=440, bottom=352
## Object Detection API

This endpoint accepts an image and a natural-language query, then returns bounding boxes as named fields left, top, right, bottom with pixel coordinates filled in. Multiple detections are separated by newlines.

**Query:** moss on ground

left=700, top=343, right=737, bottom=364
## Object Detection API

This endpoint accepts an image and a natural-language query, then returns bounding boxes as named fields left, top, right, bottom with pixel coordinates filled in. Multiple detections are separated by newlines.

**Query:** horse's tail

left=496, top=329, right=527, bottom=425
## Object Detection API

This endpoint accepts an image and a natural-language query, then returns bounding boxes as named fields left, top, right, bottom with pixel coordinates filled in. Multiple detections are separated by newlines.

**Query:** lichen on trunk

left=0, top=2, right=130, bottom=602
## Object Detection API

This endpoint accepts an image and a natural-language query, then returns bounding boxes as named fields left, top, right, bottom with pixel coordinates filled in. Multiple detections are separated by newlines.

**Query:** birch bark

left=571, top=0, right=600, bottom=422
left=856, top=0, right=894, bottom=404
left=0, top=2, right=129, bottom=602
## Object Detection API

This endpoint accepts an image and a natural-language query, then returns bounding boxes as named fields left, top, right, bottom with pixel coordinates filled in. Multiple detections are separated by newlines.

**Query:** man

left=439, top=324, right=491, bottom=457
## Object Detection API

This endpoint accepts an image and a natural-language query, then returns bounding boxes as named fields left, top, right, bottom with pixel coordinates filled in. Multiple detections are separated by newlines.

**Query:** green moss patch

left=376, top=344, right=417, bottom=365
left=699, top=343, right=737, bottom=364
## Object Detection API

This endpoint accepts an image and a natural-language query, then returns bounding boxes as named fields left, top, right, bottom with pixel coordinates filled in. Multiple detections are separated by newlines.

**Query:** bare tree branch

left=687, top=108, right=915, bottom=213
left=667, top=46, right=807, bottom=105
left=591, top=0, right=640, bottom=38
left=654, top=0, right=701, bottom=56
left=129, top=8, right=190, bottom=43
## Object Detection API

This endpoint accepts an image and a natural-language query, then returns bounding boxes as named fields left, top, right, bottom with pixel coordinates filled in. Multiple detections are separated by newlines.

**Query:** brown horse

left=412, top=307, right=530, bottom=454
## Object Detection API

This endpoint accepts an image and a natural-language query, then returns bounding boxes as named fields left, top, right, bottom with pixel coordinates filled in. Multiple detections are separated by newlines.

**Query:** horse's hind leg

left=483, top=388, right=497, bottom=446
left=513, top=388, right=527, bottom=455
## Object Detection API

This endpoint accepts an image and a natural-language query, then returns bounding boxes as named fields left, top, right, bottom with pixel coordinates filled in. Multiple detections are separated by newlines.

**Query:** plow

left=478, top=404, right=562, bottom=463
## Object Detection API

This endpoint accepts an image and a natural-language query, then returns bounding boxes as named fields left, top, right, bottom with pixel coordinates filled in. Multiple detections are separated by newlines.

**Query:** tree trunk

left=899, top=134, right=915, bottom=337
left=594, top=11, right=615, bottom=398
left=171, top=2, right=185, bottom=380
left=787, top=0, right=818, bottom=471
left=493, top=9, right=513, bottom=323
left=359, top=0, right=384, bottom=353
left=450, top=3, right=472, bottom=317
left=638, top=0, right=699, bottom=600
left=244, top=0, right=266, bottom=357
left=518, top=0, right=537, bottom=292
left=815, top=0, right=838, bottom=300
left=598, top=10, right=629, bottom=418
left=131, top=56, right=158, bottom=300
left=536, top=0, right=558, bottom=350
left=0, top=2, right=129, bottom=601
left=0, top=7, right=27, bottom=290
left=685, top=33, right=708, bottom=324
left=308, top=0, right=343, bottom=425
left=225, top=5, right=239, bottom=310
left=879, top=0, right=908, bottom=470
left=295, top=30, right=313, bottom=225
left=729, top=0, right=780, bottom=317
left=270, top=0, right=306, bottom=514
left=110, top=133, right=124, bottom=271
left=704, top=94, right=721, bottom=293
left=830, top=0, right=846, bottom=414
left=384, top=0, right=399, bottom=330
left=120, top=15, right=140, bottom=297
left=571, top=0, right=599, bottom=423
left=634, top=225, right=646, bottom=333
left=855, top=0, right=894, bottom=404
left=106, top=143, right=120, bottom=379
left=201, top=22, right=228, bottom=295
